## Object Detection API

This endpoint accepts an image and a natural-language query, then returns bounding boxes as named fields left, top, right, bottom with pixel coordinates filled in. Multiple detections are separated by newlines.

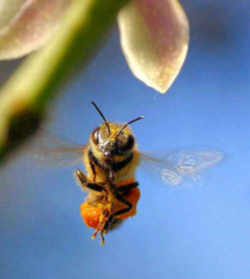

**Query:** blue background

left=1, top=1, right=250, bottom=278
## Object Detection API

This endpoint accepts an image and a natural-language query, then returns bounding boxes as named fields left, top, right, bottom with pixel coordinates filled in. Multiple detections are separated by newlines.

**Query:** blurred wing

left=139, top=148, right=223, bottom=186
left=27, top=131, right=86, bottom=167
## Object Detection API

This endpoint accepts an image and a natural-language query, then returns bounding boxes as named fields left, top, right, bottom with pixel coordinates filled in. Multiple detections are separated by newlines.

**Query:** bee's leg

left=105, top=183, right=139, bottom=230
left=74, top=169, right=87, bottom=185
left=107, top=168, right=115, bottom=181
left=105, top=187, right=132, bottom=228
left=74, top=169, right=106, bottom=193
left=117, top=182, right=139, bottom=195
left=90, top=161, right=97, bottom=182
left=100, top=232, right=105, bottom=246
left=91, top=208, right=110, bottom=245
left=86, top=183, right=106, bottom=193
left=92, top=226, right=106, bottom=246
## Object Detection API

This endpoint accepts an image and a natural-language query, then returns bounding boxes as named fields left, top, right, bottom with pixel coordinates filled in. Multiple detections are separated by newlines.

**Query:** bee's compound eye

left=120, top=135, right=135, bottom=152
left=126, top=135, right=135, bottom=150
left=92, top=128, right=100, bottom=144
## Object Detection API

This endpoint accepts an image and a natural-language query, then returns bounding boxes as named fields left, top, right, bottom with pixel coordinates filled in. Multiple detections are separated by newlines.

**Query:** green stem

left=0, top=0, right=130, bottom=164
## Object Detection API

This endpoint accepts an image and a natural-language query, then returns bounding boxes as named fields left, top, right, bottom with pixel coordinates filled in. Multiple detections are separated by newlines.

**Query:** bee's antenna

left=117, top=116, right=144, bottom=137
left=91, top=101, right=111, bottom=135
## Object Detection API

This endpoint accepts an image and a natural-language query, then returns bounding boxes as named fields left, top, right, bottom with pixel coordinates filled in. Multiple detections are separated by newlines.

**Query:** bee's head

left=90, top=102, right=143, bottom=160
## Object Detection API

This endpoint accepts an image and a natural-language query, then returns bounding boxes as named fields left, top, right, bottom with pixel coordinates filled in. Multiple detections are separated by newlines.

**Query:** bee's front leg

left=74, top=169, right=106, bottom=193
left=106, top=167, right=115, bottom=182
left=109, top=170, right=115, bottom=181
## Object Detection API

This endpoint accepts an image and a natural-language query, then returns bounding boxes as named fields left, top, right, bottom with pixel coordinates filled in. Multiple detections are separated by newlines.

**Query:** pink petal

left=118, top=0, right=189, bottom=93
left=0, top=0, right=71, bottom=60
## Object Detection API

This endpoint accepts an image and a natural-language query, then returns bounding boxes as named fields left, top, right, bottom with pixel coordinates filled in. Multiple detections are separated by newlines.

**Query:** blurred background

left=1, top=0, right=250, bottom=278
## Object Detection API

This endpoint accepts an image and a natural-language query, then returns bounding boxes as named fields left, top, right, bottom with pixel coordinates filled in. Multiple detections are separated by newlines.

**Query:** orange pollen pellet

left=80, top=187, right=141, bottom=228
left=80, top=203, right=102, bottom=229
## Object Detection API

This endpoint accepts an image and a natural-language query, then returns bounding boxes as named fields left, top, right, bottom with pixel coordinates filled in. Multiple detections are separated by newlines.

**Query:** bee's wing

left=139, top=148, right=223, bottom=186
left=27, top=131, right=86, bottom=167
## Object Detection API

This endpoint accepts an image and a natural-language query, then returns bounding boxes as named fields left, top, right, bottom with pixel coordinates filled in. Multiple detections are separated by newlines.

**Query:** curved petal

left=118, top=0, right=189, bottom=93
left=0, top=0, right=71, bottom=60
left=0, top=0, right=25, bottom=29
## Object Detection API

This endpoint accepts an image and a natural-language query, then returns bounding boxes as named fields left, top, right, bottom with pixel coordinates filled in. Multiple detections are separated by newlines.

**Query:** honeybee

left=73, top=102, right=143, bottom=244
left=33, top=102, right=223, bottom=245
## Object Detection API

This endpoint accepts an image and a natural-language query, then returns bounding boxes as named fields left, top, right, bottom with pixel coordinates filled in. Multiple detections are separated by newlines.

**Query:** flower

left=0, top=0, right=189, bottom=93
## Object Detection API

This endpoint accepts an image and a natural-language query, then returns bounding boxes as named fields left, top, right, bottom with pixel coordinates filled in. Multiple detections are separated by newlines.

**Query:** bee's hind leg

left=117, top=182, right=139, bottom=195
left=91, top=208, right=110, bottom=245
left=102, top=182, right=139, bottom=230
left=105, top=186, right=132, bottom=228
left=74, top=169, right=106, bottom=193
